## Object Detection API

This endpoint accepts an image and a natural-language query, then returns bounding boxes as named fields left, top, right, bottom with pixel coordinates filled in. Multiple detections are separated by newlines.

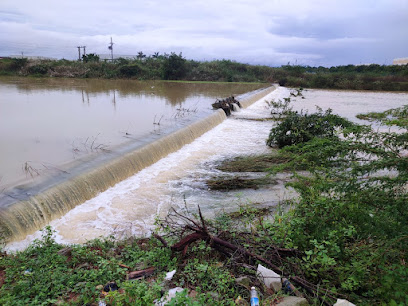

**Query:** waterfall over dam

left=0, top=85, right=276, bottom=242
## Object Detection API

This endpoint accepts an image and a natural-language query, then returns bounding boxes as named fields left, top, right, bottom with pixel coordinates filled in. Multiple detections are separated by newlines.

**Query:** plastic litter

left=154, top=287, right=185, bottom=306
left=250, top=286, right=260, bottom=306
left=164, top=269, right=176, bottom=281
left=333, top=299, right=356, bottom=306
left=257, top=264, right=282, bottom=292
left=103, top=281, right=118, bottom=292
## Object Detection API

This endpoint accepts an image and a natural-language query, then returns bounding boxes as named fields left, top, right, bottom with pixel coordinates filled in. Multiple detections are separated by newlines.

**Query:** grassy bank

left=1, top=55, right=408, bottom=91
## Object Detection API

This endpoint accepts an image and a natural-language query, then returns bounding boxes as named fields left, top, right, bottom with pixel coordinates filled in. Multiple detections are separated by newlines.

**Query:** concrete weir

left=0, top=85, right=275, bottom=242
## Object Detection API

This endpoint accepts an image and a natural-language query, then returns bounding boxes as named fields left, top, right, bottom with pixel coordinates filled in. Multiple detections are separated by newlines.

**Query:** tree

left=82, top=53, right=100, bottom=63
left=137, top=51, right=146, bottom=60
left=161, top=52, right=187, bottom=80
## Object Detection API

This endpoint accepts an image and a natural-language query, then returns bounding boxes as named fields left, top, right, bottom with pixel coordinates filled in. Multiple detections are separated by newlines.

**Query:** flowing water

left=289, top=88, right=408, bottom=131
left=5, top=85, right=408, bottom=251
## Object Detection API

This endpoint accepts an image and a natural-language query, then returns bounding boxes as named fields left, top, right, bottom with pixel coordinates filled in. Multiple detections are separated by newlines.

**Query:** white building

left=393, top=58, right=408, bottom=65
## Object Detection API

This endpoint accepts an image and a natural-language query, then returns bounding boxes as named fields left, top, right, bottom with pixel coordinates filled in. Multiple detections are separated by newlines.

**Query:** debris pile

left=212, top=96, right=241, bottom=116
left=153, top=207, right=350, bottom=305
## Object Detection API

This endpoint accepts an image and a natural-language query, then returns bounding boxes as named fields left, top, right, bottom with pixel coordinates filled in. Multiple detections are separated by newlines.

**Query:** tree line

left=1, top=53, right=407, bottom=91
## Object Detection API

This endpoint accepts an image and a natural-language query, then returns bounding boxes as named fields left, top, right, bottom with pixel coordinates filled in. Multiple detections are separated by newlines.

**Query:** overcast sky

left=1, top=0, right=407, bottom=66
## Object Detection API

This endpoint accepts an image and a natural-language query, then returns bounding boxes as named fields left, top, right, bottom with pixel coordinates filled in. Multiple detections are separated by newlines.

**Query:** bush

left=266, top=108, right=353, bottom=148
left=82, top=53, right=100, bottom=63
left=8, top=58, right=28, bottom=71
left=119, top=63, right=143, bottom=78
left=27, top=64, right=49, bottom=75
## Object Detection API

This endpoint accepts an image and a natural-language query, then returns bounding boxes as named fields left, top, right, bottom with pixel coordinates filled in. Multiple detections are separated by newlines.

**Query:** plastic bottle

left=250, top=286, right=260, bottom=306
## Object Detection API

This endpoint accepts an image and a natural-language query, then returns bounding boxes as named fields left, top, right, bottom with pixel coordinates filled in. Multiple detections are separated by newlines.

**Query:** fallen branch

left=153, top=233, right=168, bottom=248
left=127, top=267, right=156, bottom=280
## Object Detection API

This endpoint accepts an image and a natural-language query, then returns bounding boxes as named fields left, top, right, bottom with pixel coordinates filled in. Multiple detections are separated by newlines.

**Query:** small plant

left=71, top=134, right=110, bottom=155
left=265, top=98, right=292, bottom=115
left=22, top=161, right=40, bottom=178
left=153, top=114, right=164, bottom=125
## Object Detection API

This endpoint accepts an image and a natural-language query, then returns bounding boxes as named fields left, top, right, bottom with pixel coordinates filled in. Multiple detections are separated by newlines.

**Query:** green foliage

left=0, top=58, right=28, bottom=74
left=264, top=97, right=408, bottom=304
left=0, top=224, right=242, bottom=305
left=118, top=63, right=143, bottom=78
left=357, top=104, right=408, bottom=128
left=0, top=229, right=176, bottom=305
left=104, top=280, right=163, bottom=305
left=82, top=53, right=100, bottom=63
left=161, top=52, right=187, bottom=80
left=266, top=108, right=354, bottom=148
left=1, top=56, right=407, bottom=90
left=27, top=64, right=49, bottom=75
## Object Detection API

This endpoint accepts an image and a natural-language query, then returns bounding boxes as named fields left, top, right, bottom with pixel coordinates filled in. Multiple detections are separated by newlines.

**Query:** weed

left=206, top=176, right=275, bottom=191
left=216, top=153, right=293, bottom=172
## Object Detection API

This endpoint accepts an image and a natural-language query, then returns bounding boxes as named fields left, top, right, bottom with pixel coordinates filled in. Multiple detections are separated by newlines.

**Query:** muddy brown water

left=0, top=77, right=267, bottom=188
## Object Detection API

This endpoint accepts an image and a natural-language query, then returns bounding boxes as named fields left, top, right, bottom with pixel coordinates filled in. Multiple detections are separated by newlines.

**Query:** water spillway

left=0, top=86, right=276, bottom=243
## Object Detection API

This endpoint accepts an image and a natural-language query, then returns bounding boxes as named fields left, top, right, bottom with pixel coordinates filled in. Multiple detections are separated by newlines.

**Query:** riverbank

left=1, top=55, right=408, bottom=91
left=0, top=210, right=311, bottom=305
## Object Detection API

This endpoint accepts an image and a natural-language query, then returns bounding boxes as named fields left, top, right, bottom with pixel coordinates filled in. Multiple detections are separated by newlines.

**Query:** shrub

left=8, top=58, right=28, bottom=71
left=82, top=53, right=100, bottom=63
left=27, top=64, right=49, bottom=75
left=119, top=63, right=143, bottom=78
left=266, top=108, right=353, bottom=148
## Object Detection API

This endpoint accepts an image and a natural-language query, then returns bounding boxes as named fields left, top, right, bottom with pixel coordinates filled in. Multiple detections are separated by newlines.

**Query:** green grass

left=206, top=176, right=275, bottom=191
left=216, top=153, right=292, bottom=173
left=0, top=224, right=271, bottom=305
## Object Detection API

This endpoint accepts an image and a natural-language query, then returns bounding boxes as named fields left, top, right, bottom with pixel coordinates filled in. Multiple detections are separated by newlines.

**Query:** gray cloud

left=0, top=0, right=407, bottom=66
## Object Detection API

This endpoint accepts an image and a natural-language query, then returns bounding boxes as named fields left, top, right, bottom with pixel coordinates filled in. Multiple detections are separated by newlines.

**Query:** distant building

left=98, top=54, right=137, bottom=61
left=393, top=58, right=408, bottom=65
left=8, top=55, right=56, bottom=60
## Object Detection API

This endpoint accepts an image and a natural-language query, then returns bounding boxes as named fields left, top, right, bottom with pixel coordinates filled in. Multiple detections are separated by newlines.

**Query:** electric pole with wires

left=108, top=37, right=114, bottom=61
left=77, top=46, right=86, bottom=61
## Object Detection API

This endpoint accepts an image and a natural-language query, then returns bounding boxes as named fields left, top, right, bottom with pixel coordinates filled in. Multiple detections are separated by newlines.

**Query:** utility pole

left=77, top=46, right=86, bottom=61
left=108, top=37, right=114, bottom=61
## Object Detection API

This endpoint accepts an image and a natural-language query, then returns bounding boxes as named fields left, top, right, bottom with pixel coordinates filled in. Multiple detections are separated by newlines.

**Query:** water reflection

left=6, top=77, right=266, bottom=106
left=0, top=77, right=266, bottom=188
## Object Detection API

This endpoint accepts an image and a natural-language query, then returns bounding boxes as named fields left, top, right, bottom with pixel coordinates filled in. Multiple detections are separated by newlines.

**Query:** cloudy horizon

left=1, top=0, right=407, bottom=67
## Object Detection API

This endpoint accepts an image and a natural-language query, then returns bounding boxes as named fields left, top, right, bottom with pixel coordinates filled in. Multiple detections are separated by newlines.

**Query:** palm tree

left=137, top=51, right=146, bottom=60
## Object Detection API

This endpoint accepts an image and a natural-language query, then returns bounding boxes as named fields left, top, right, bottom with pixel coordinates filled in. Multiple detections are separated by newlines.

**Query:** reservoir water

left=0, top=77, right=267, bottom=188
